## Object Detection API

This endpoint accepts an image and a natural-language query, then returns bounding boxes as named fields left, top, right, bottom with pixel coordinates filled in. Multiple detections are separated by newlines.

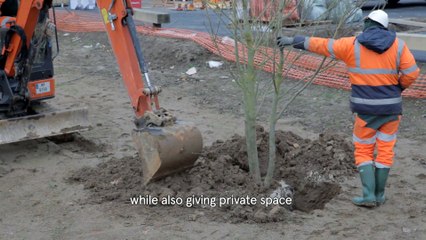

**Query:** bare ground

left=0, top=32, right=425, bottom=239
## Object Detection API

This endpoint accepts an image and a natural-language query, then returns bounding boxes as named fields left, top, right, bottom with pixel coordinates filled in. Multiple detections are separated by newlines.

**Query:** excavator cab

left=0, top=0, right=91, bottom=142
left=0, top=0, right=18, bottom=17
left=0, top=0, right=55, bottom=114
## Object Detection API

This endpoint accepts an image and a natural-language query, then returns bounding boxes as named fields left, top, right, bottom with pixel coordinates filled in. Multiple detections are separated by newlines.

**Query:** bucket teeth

left=132, top=121, right=203, bottom=184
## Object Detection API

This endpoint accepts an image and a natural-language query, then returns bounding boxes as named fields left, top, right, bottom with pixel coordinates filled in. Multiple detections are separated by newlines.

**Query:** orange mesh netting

left=53, top=10, right=425, bottom=98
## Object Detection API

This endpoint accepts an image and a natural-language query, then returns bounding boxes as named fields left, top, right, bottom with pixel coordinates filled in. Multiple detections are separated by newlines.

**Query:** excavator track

left=0, top=105, right=90, bottom=145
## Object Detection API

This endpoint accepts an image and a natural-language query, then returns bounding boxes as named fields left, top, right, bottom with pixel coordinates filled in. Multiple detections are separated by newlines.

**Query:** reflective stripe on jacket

left=302, top=36, right=420, bottom=115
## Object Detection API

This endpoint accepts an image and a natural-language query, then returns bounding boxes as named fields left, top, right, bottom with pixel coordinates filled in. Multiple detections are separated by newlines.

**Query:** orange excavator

left=0, top=0, right=202, bottom=183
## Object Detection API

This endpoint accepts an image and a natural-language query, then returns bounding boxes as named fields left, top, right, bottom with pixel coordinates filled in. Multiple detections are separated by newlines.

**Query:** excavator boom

left=0, top=0, right=202, bottom=184
left=96, top=0, right=202, bottom=183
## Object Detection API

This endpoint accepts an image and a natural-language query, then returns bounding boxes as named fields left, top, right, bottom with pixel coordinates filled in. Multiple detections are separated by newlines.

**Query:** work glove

left=277, top=36, right=294, bottom=50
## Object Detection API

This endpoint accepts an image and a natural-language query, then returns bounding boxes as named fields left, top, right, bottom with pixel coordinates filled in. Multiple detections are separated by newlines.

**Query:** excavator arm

left=96, top=0, right=153, bottom=119
left=96, top=0, right=202, bottom=183
left=0, top=0, right=202, bottom=184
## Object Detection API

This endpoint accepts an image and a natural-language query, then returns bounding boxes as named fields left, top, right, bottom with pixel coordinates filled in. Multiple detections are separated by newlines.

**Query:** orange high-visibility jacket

left=294, top=32, right=420, bottom=115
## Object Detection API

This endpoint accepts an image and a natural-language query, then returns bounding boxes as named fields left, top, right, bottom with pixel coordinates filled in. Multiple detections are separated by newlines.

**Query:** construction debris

left=186, top=67, right=197, bottom=75
left=207, top=61, right=224, bottom=68
left=300, top=0, right=362, bottom=23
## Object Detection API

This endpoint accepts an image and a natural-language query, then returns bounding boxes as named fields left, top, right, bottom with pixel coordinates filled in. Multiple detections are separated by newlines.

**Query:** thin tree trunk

left=239, top=0, right=261, bottom=184
left=244, top=100, right=261, bottom=183
left=264, top=49, right=284, bottom=187
left=264, top=92, right=278, bottom=187
left=243, top=47, right=261, bottom=183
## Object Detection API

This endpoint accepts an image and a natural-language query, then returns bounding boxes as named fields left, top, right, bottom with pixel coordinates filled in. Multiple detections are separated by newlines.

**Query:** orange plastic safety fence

left=52, top=10, right=426, bottom=98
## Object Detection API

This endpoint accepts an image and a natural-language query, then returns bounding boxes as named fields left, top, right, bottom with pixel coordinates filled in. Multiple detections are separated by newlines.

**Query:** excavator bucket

left=132, top=121, right=203, bottom=184
left=0, top=107, right=90, bottom=145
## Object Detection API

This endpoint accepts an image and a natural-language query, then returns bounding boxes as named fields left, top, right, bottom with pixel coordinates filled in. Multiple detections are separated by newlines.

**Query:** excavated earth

left=69, top=126, right=355, bottom=223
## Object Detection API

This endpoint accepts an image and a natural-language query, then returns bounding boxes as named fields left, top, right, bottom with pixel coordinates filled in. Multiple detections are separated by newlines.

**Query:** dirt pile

left=69, top=127, right=355, bottom=223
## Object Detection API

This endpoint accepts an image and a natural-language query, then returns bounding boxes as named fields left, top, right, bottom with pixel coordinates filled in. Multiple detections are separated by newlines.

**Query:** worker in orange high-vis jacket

left=277, top=10, right=420, bottom=207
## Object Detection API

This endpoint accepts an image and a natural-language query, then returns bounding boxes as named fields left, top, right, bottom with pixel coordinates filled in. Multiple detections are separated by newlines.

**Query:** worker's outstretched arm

left=277, top=35, right=354, bottom=63
left=398, top=44, right=420, bottom=89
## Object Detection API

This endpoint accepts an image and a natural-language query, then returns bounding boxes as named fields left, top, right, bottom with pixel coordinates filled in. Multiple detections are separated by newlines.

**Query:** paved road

left=161, top=0, right=426, bottom=34
left=162, top=10, right=232, bottom=36
left=159, top=0, right=426, bottom=61
left=362, top=0, right=426, bottom=18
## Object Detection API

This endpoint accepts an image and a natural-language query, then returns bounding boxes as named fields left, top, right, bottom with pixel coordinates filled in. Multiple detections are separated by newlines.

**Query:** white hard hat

left=367, top=10, right=389, bottom=28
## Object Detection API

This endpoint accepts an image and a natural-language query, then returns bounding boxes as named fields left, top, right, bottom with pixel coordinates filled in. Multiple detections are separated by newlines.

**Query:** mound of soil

left=69, top=126, right=355, bottom=223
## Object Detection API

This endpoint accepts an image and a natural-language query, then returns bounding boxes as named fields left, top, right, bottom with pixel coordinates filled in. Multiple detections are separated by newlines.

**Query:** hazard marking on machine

left=101, top=8, right=109, bottom=24
left=35, top=82, right=51, bottom=94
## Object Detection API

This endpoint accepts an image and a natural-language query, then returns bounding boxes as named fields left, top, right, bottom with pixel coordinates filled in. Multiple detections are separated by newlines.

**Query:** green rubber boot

left=375, top=167, right=390, bottom=206
left=352, top=164, right=376, bottom=207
